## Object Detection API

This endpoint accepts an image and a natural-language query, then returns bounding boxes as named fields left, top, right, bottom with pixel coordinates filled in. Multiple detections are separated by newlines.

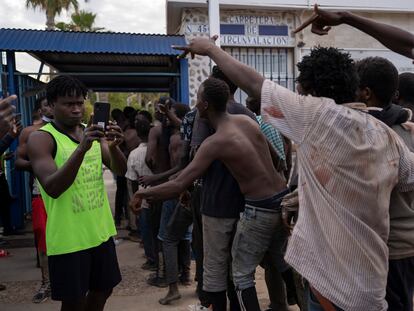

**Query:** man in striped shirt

left=173, top=39, right=414, bottom=310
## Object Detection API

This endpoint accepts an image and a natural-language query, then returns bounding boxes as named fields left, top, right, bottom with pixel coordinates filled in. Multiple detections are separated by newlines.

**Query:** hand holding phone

left=105, top=121, right=124, bottom=148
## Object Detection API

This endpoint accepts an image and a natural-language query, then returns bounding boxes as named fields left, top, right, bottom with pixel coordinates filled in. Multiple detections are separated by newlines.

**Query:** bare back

left=209, top=114, right=285, bottom=199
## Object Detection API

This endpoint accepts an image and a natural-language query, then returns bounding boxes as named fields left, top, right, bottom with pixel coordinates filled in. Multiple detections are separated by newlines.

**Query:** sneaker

left=146, top=276, right=168, bottom=288
left=188, top=303, right=212, bottom=310
left=32, top=282, right=50, bottom=303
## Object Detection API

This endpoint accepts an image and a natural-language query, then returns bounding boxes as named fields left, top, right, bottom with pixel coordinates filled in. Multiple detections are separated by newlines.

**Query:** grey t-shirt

left=389, top=124, right=414, bottom=259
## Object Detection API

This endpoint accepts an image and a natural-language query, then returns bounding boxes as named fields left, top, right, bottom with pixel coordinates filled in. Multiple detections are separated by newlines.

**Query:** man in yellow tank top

left=27, top=75, right=127, bottom=311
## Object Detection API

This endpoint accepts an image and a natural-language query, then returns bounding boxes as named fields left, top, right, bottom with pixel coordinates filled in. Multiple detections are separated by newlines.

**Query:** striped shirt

left=256, top=114, right=285, bottom=160
left=261, top=80, right=414, bottom=311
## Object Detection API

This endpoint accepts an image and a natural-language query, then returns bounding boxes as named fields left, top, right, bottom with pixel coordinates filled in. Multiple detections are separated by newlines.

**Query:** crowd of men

left=1, top=5, right=414, bottom=311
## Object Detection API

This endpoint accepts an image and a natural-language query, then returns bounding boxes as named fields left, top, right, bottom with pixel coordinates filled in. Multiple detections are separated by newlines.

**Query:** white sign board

left=185, top=14, right=294, bottom=47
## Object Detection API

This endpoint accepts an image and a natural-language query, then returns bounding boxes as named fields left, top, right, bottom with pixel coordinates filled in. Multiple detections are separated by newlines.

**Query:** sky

left=0, top=0, right=166, bottom=72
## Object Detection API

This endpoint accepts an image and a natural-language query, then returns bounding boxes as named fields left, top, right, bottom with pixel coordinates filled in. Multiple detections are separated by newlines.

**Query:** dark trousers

left=191, top=184, right=209, bottom=306
left=386, top=256, right=414, bottom=311
left=115, top=176, right=127, bottom=224
left=0, top=174, right=12, bottom=234
left=164, top=239, right=191, bottom=284
left=140, top=208, right=155, bottom=262
left=261, top=253, right=288, bottom=310
left=150, top=201, right=163, bottom=272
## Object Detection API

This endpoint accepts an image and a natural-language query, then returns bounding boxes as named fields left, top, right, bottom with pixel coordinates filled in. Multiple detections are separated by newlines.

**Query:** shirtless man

left=133, top=77, right=287, bottom=310
left=144, top=97, right=176, bottom=287
left=15, top=96, right=53, bottom=303
left=158, top=103, right=191, bottom=305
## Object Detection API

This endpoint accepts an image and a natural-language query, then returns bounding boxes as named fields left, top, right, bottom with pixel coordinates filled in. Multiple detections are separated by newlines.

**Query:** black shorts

left=48, top=237, right=122, bottom=302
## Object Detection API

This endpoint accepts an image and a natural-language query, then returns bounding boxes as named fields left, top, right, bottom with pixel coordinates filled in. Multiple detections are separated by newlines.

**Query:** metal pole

left=208, top=0, right=221, bottom=47
left=6, top=52, right=16, bottom=97
left=208, top=0, right=220, bottom=68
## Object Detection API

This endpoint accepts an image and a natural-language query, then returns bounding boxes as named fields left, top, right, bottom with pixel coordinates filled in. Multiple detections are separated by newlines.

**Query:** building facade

left=166, top=0, right=414, bottom=106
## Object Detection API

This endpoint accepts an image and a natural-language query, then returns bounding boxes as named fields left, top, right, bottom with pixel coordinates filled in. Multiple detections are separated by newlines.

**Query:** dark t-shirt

left=196, top=100, right=256, bottom=218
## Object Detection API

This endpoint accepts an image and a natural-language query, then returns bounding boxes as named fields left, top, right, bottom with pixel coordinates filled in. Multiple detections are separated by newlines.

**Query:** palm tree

left=25, top=0, right=80, bottom=30
left=56, top=10, right=105, bottom=32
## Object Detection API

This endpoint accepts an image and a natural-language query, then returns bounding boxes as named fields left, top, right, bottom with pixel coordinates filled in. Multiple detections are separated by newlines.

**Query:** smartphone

left=93, top=102, right=110, bottom=129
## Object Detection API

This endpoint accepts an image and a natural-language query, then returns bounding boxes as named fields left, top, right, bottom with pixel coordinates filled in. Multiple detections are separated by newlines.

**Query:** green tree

left=25, top=0, right=80, bottom=30
left=56, top=10, right=104, bottom=32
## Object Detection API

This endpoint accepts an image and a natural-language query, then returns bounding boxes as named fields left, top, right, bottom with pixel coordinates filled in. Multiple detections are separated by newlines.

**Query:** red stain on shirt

left=314, top=166, right=331, bottom=187
left=264, top=106, right=285, bottom=119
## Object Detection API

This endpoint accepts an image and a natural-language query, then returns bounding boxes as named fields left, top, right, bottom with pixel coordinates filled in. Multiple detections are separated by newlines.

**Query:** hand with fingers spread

left=173, top=35, right=219, bottom=59
left=294, top=4, right=343, bottom=35
left=105, top=121, right=124, bottom=148
left=0, top=95, right=17, bottom=138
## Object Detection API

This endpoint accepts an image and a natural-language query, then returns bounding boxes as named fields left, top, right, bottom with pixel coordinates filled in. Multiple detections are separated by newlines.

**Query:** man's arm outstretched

left=132, top=137, right=217, bottom=204
left=295, top=4, right=414, bottom=60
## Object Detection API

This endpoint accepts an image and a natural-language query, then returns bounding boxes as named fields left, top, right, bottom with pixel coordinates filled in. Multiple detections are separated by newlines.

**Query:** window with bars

left=222, top=47, right=295, bottom=104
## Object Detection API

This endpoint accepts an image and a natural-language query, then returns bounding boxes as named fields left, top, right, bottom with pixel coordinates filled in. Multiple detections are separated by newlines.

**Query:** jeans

left=158, top=200, right=178, bottom=241
left=163, top=202, right=193, bottom=284
left=232, top=205, right=288, bottom=291
left=140, top=208, right=155, bottom=262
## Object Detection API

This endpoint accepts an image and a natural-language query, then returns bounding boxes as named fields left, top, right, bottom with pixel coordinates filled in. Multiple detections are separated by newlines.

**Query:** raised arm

left=174, top=37, right=264, bottom=99
left=295, top=4, right=414, bottom=60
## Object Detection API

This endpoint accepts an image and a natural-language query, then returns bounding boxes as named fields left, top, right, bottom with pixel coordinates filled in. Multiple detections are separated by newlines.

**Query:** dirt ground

left=0, top=171, right=299, bottom=311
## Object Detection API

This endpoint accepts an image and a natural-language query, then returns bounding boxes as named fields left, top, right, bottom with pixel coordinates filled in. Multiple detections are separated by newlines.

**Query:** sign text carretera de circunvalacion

left=185, top=15, right=293, bottom=47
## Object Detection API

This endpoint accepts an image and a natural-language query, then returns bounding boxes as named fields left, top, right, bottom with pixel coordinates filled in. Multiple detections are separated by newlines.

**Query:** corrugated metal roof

left=0, top=28, right=186, bottom=56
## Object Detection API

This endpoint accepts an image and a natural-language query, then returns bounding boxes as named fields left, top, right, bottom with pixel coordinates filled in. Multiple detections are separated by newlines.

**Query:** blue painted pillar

left=5, top=51, right=24, bottom=230
left=179, top=58, right=189, bottom=105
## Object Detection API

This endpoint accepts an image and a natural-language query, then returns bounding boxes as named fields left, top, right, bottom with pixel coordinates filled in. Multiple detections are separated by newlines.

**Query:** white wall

left=168, top=0, right=414, bottom=12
